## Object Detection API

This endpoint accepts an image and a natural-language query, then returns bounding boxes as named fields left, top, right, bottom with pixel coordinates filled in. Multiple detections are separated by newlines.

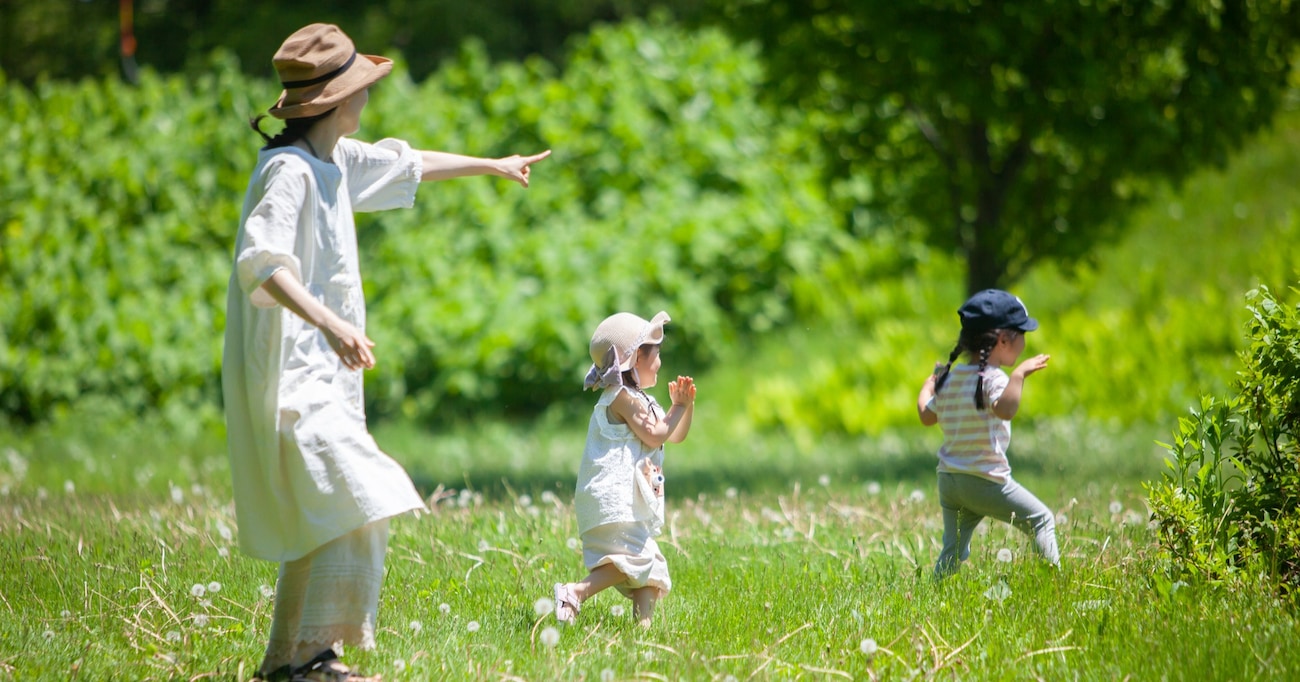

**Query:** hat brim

left=269, top=53, right=392, bottom=120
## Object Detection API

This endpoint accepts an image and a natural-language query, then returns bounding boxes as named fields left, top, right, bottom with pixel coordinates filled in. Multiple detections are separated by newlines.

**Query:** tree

left=705, top=0, right=1300, bottom=293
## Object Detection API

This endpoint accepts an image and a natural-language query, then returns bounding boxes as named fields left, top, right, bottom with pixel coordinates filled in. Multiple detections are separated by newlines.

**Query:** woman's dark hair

left=932, top=328, right=1007, bottom=410
left=249, top=110, right=335, bottom=148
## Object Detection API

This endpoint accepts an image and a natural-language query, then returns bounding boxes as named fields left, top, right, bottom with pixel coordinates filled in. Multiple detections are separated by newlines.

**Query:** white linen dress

left=575, top=386, right=671, bottom=597
left=223, top=137, right=427, bottom=563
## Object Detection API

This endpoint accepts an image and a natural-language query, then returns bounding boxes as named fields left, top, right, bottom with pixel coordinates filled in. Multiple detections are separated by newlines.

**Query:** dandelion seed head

left=996, top=548, right=1013, bottom=563
left=725, top=487, right=738, bottom=499
left=610, top=604, right=625, bottom=617
left=566, top=537, right=579, bottom=550
left=37, top=487, right=48, bottom=501
left=818, top=474, right=831, bottom=487
left=466, top=620, right=480, bottom=632
left=518, top=495, right=532, bottom=508
left=409, top=620, right=422, bottom=634
left=190, top=584, right=206, bottom=598
left=541, top=490, right=557, bottom=504
left=60, top=610, right=72, bottom=619
left=42, top=630, right=55, bottom=641
left=534, top=597, right=555, bottom=617
left=909, top=489, right=925, bottom=503
left=600, top=670, right=615, bottom=682
left=218, top=547, right=230, bottom=558
left=170, top=485, right=184, bottom=505
left=477, top=539, right=490, bottom=552
left=860, top=638, right=878, bottom=656
left=166, top=630, right=181, bottom=642
left=1109, top=500, right=1123, bottom=515
left=217, top=521, right=233, bottom=542
left=540, top=626, right=560, bottom=648
left=63, top=480, right=75, bottom=495
left=193, top=614, right=209, bottom=628
left=259, top=584, right=275, bottom=598
left=393, top=659, right=406, bottom=672
left=200, top=599, right=212, bottom=609
left=207, top=581, right=222, bottom=594
left=439, top=603, right=451, bottom=615
left=865, top=481, right=882, bottom=495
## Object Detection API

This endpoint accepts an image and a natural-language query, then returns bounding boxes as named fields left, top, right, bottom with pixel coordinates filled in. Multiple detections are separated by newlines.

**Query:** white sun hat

left=585, top=311, right=670, bottom=389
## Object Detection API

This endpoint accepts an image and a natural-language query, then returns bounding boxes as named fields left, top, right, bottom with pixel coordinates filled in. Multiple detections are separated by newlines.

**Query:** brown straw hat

left=268, top=23, right=392, bottom=120
left=589, top=311, right=671, bottom=372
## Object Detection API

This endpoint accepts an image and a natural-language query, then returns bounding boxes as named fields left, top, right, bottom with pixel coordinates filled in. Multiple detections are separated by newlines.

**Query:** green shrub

left=1147, top=285, right=1300, bottom=597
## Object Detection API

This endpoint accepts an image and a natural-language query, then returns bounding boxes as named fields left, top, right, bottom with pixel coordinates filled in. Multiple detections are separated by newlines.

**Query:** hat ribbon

left=584, top=345, right=626, bottom=391
left=281, top=51, right=357, bottom=89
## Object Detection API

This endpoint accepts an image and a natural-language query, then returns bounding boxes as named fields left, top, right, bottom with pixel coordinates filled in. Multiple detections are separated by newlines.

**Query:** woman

left=222, top=23, right=549, bottom=682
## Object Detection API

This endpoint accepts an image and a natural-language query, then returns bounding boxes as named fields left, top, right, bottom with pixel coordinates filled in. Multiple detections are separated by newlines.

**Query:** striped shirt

left=926, top=364, right=1012, bottom=483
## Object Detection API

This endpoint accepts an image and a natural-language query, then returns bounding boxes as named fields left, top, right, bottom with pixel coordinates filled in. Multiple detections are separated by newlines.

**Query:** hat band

left=281, top=51, right=357, bottom=89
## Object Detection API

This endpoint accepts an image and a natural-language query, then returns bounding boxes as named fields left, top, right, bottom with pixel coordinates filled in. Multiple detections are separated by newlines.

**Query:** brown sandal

left=289, top=650, right=380, bottom=682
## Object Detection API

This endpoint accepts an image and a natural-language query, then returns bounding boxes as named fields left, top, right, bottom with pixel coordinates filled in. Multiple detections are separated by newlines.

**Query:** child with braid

left=916, top=289, right=1058, bottom=578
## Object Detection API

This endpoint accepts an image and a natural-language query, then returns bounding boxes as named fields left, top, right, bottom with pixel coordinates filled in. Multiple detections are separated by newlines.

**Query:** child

left=553, top=311, right=696, bottom=628
left=222, top=23, right=548, bottom=682
left=916, top=289, right=1058, bottom=578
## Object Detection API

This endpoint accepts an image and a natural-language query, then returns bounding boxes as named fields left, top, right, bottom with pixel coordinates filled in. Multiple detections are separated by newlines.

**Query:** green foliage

left=0, top=19, right=851, bottom=426
left=703, top=0, right=1300, bottom=292
left=1147, top=286, right=1300, bottom=598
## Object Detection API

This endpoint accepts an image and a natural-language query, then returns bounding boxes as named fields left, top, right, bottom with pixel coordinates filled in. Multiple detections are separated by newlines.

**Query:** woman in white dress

left=222, top=23, right=549, bottom=681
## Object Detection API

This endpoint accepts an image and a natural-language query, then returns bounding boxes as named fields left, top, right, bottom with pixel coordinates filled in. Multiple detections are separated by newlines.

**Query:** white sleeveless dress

left=574, top=386, right=671, bottom=597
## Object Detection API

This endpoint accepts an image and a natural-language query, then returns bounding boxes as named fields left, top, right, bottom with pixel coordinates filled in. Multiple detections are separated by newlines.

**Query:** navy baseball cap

left=958, top=289, right=1038, bottom=333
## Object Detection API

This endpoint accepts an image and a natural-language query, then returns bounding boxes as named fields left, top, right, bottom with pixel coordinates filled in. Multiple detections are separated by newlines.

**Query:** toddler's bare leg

left=631, top=586, right=656, bottom=628
left=572, top=563, right=627, bottom=602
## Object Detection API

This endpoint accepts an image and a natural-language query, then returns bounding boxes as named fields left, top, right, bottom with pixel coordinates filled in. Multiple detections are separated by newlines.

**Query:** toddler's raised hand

left=670, top=376, right=696, bottom=407
left=1014, top=354, right=1050, bottom=378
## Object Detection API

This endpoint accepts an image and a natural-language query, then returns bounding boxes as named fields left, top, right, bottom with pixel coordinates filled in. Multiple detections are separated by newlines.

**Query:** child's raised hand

left=669, top=376, right=696, bottom=407
left=1014, top=354, right=1050, bottom=378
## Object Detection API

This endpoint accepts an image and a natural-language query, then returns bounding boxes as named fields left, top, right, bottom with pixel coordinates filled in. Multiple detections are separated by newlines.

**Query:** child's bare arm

left=991, top=354, right=1050, bottom=420
left=667, top=377, right=695, bottom=443
left=917, top=364, right=940, bottom=426
left=612, top=388, right=691, bottom=449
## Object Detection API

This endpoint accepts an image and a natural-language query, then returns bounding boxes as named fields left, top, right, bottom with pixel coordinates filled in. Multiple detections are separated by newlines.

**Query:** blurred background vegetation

left=4, top=0, right=1300, bottom=450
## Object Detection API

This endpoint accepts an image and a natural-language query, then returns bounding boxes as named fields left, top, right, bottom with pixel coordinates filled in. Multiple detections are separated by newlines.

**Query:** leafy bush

left=0, top=19, right=854, bottom=426
left=1147, top=285, right=1300, bottom=598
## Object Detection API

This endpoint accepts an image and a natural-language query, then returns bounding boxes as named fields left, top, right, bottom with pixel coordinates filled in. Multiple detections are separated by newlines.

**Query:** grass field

left=2, top=411, right=1297, bottom=681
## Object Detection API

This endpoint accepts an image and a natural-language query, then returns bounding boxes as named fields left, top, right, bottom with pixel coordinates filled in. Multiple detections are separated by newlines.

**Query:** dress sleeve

left=335, top=137, right=423, bottom=213
left=235, top=157, right=308, bottom=309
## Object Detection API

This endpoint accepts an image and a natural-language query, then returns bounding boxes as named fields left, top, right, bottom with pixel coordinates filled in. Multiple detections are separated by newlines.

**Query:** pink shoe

left=554, top=583, right=580, bottom=624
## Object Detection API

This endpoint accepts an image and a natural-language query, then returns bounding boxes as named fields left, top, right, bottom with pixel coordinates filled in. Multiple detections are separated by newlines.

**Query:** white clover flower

left=63, top=480, right=75, bottom=495
left=859, top=638, right=878, bottom=657
left=259, top=584, right=275, bottom=598
left=540, top=626, right=560, bottom=648
left=534, top=597, right=555, bottom=617
left=439, top=603, right=451, bottom=615
left=409, top=620, right=423, bottom=634
left=193, top=614, right=209, bottom=628
left=466, top=620, right=481, bottom=633
left=996, top=548, right=1013, bottom=563
left=865, top=481, right=882, bottom=496
left=207, top=581, right=222, bottom=594
left=818, top=474, right=831, bottom=487
left=394, top=659, right=406, bottom=672
left=610, top=604, right=625, bottom=618
left=166, top=630, right=181, bottom=642
left=1109, top=500, right=1123, bottom=515
left=190, top=584, right=206, bottom=598
left=600, top=670, right=615, bottom=682
left=518, top=495, right=533, bottom=508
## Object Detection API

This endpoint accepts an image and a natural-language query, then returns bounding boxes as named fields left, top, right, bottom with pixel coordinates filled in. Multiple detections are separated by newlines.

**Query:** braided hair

left=249, top=110, right=335, bottom=148
left=932, top=328, right=1004, bottom=410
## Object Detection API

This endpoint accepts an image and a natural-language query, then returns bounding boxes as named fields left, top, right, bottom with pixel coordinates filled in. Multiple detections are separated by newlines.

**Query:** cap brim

left=1019, top=318, right=1039, bottom=332
left=270, top=54, right=392, bottom=119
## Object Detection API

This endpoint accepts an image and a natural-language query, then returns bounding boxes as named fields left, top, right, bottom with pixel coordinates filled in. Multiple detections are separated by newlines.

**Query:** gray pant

left=933, top=472, right=1059, bottom=578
